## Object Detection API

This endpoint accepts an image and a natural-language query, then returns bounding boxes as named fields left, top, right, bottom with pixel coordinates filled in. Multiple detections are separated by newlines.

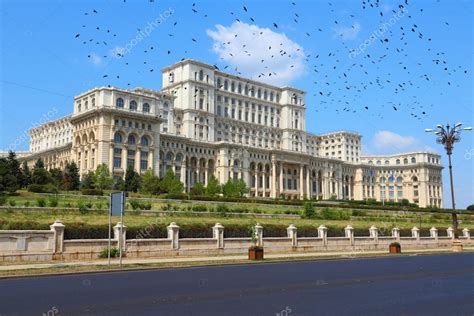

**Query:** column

left=262, top=170, right=267, bottom=197
left=180, top=162, right=187, bottom=189
left=279, top=163, right=284, bottom=197
left=108, top=144, right=114, bottom=173
left=287, top=224, right=297, bottom=247
left=213, top=223, right=224, bottom=249
left=113, top=222, right=127, bottom=252
left=121, top=145, right=128, bottom=170
left=306, top=168, right=311, bottom=199
left=50, top=220, right=65, bottom=254
left=271, top=161, right=277, bottom=198
left=299, top=165, right=304, bottom=199
left=135, top=146, right=141, bottom=173
left=254, top=171, right=258, bottom=196
left=167, top=222, right=180, bottom=250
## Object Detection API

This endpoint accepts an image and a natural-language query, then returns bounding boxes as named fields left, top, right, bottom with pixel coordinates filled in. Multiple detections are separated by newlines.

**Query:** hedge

left=0, top=220, right=441, bottom=240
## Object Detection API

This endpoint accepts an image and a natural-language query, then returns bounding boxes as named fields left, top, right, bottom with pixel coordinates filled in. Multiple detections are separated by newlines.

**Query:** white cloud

left=363, top=130, right=434, bottom=155
left=206, top=22, right=306, bottom=86
left=89, top=53, right=104, bottom=67
left=333, top=22, right=361, bottom=40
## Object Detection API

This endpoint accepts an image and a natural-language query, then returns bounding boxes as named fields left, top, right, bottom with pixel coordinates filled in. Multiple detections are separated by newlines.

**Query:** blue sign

left=110, top=192, right=125, bottom=216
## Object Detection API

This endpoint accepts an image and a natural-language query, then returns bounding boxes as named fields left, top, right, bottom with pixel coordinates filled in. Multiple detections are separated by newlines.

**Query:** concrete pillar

left=447, top=227, right=454, bottom=239
left=411, top=226, right=420, bottom=240
left=213, top=223, right=224, bottom=249
left=345, top=225, right=354, bottom=245
left=271, top=161, right=277, bottom=198
left=121, top=145, right=128, bottom=170
left=167, top=222, right=180, bottom=249
left=462, top=228, right=470, bottom=239
left=113, top=222, right=127, bottom=252
left=299, top=165, right=304, bottom=199
left=369, top=225, right=378, bottom=242
left=392, top=227, right=400, bottom=241
left=318, top=225, right=328, bottom=246
left=254, top=172, right=258, bottom=196
left=279, top=163, right=284, bottom=197
left=430, top=227, right=438, bottom=240
left=108, top=144, right=114, bottom=173
left=50, top=220, right=65, bottom=254
left=306, top=168, right=311, bottom=199
left=287, top=224, right=297, bottom=247
left=134, top=146, right=141, bottom=173
left=255, top=223, right=263, bottom=247
left=262, top=170, right=267, bottom=197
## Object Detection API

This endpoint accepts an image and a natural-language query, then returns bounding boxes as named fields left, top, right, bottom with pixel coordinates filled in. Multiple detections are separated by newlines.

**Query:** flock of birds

left=74, top=0, right=469, bottom=123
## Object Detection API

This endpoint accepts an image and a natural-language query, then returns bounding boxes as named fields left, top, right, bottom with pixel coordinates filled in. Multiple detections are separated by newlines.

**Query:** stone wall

left=0, top=221, right=471, bottom=262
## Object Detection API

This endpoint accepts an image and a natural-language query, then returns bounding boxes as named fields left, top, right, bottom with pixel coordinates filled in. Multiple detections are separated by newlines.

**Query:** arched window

left=143, top=103, right=150, bottom=113
left=411, top=157, right=416, bottom=163
left=376, top=160, right=381, bottom=165
left=130, top=100, right=137, bottom=111
left=128, top=135, right=136, bottom=145
left=84, top=100, right=88, bottom=110
left=199, top=70, right=204, bottom=81
left=231, top=81, right=235, bottom=92
left=397, top=177, right=403, bottom=184
left=91, top=98, right=95, bottom=107
left=224, top=80, right=228, bottom=90
left=217, top=78, right=221, bottom=88
left=385, top=160, right=390, bottom=165
left=116, top=98, right=124, bottom=108
left=368, top=160, right=373, bottom=164
left=403, top=158, right=408, bottom=164
left=114, top=133, right=122, bottom=143
left=238, top=83, right=242, bottom=93
left=412, top=176, right=418, bottom=182
left=257, top=89, right=262, bottom=98
left=396, top=159, right=400, bottom=165
left=141, top=136, right=149, bottom=146
left=77, top=102, right=82, bottom=112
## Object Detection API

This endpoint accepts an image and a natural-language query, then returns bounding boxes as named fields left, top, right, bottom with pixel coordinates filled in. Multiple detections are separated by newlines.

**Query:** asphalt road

left=0, top=253, right=473, bottom=316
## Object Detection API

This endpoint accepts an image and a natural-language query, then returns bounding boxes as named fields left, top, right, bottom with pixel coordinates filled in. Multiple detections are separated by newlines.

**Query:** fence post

left=287, top=224, right=297, bottom=247
left=255, top=223, right=263, bottom=247
left=369, top=225, right=378, bottom=243
left=447, top=227, right=454, bottom=240
left=345, top=225, right=354, bottom=246
left=318, top=225, right=328, bottom=246
left=430, top=227, right=438, bottom=241
left=50, top=220, right=65, bottom=254
left=392, top=227, right=400, bottom=241
left=462, top=228, right=470, bottom=239
left=113, top=222, right=127, bottom=252
left=213, top=223, right=224, bottom=249
left=411, top=226, right=420, bottom=240
left=167, top=222, right=180, bottom=250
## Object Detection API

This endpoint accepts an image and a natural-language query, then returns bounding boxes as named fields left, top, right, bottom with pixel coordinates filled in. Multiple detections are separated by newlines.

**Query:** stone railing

left=0, top=221, right=472, bottom=262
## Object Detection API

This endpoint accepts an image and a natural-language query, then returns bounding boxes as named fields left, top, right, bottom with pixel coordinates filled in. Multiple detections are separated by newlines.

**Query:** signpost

left=109, top=191, right=125, bottom=266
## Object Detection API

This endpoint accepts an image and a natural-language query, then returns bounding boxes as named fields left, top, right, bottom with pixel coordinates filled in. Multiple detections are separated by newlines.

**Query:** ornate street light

left=425, top=123, right=472, bottom=249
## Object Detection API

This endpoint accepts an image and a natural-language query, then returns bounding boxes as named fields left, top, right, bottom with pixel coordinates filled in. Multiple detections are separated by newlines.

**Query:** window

left=116, top=98, right=124, bottom=108
left=396, top=159, right=400, bottom=165
left=411, top=157, right=416, bottom=163
left=130, top=100, right=137, bottom=111
left=114, top=133, right=123, bottom=143
left=403, top=158, right=408, bottom=164
left=128, top=135, right=136, bottom=145
left=143, top=103, right=150, bottom=113
left=141, top=136, right=149, bottom=146
left=113, top=157, right=122, bottom=168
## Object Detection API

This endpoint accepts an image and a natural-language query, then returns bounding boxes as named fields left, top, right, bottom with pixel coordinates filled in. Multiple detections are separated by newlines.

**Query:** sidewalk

left=1, top=248, right=468, bottom=272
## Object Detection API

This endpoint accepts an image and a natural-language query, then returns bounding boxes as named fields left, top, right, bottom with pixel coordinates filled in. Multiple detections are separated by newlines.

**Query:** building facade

left=23, top=59, right=443, bottom=207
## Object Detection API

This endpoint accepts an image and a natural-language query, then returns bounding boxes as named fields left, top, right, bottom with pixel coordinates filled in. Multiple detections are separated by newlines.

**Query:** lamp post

left=425, top=123, right=472, bottom=251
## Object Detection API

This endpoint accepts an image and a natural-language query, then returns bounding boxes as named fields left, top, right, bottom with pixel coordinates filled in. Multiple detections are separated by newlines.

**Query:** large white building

left=23, top=59, right=443, bottom=207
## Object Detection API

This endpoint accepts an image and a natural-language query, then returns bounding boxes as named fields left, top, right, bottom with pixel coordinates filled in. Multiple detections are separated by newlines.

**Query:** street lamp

left=425, top=123, right=472, bottom=250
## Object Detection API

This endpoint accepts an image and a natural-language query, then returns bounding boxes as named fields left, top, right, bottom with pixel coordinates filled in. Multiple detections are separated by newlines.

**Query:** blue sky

left=0, top=0, right=472, bottom=208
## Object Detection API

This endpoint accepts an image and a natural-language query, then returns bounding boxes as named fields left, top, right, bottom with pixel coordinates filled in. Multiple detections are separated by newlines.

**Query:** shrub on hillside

left=98, top=247, right=119, bottom=258
left=192, top=205, right=207, bottom=212
left=48, top=196, right=58, bottom=207
left=36, top=198, right=46, bottom=207
left=0, top=195, right=6, bottom=206
left=28, top=183, right=58, bottom=194
left=81, top=189, right=103, bottom=196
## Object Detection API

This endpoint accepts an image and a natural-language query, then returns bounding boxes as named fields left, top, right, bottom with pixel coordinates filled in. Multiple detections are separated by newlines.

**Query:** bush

left=351, top=209, right=367, bottom=217
left=28, top=184, right=58, bottom=193
left=24, top=201, right=30, bottom=207
left=216, top=204, right=229, bottom=214
left=81, top=189, right=103, bottom=196
left=303, top=201, right=315, bottom=219
left=36, top=198, right=46, bottom=207
left=192, top=205, right=207, bottom=212
left=467, top=204, right=474, bottom=211
left=98, top=247, right=120, bottom=258
left=8, top=200, right=16, bottom=207
left=0, top=195, right=6, bottom=206
left=48, top=197, right=58, bottom=207
left=129, top=200, right=152, bottom=211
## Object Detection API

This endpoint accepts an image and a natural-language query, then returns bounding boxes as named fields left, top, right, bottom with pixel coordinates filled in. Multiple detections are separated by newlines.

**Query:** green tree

left=93, top=164, right=113, bottom=190
left=124, top=165, right=141, bottom=192
left=190, top=182, right=205, bottom=196
left=20, top=161, right=32, bottom=188
left=49, top=168, right=63, bottom=187
left=303, top=201, right=315, bottom=219
left=0, top=158, right=18, bottom=193
left=140, top=169, right=160, bottom=195
left=6, top=151, right=22, bottom=187
left=80, top=171, right=95, bottom=189
left=113, top=176, right=125, bottom=191
left=31, top=159, right=50, bottom=185
left=222, top=179, right=249, bottom=198
left=205, top=175, right=221, bottom=197
left=62, top=162, right=80, bottom=191
left=159, top=169, right=183, bottom=194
